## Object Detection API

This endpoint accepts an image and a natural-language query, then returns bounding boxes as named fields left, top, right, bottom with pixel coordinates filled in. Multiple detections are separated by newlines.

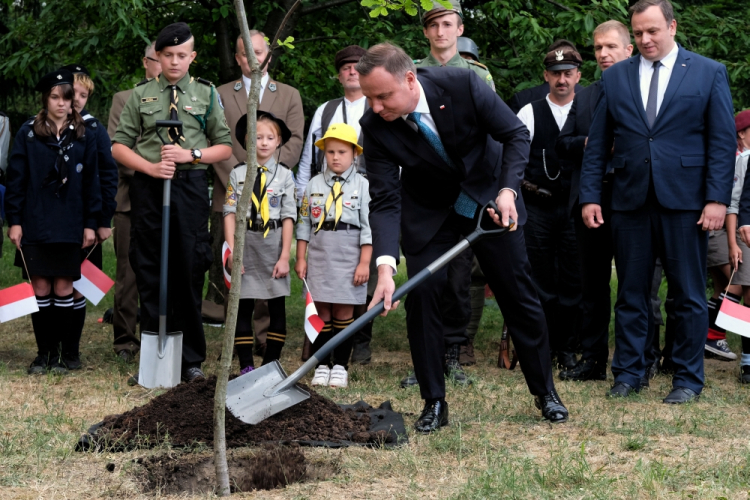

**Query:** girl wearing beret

left=223, top=112, right=296, bottom=374
left=5, top=69, right=102, bottom=375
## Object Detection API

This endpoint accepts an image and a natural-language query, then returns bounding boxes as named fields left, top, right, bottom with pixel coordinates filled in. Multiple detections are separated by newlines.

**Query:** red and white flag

left=222, top=241, right=232, bottom=289
left=716, top=298, right=750, bottom=338
left=303, top=283, right=324, bottom=343
left=0, top=283, right=38, bottom=323
left=73, top=260, right=114, bottom=305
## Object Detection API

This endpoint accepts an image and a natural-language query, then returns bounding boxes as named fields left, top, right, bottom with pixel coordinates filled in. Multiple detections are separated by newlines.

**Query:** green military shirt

left=113, top=71, right=232, bottom=170
left=415, top=52, right=495, bottom=91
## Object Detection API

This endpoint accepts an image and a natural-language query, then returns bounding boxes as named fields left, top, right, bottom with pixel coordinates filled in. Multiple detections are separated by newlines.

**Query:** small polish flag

left=0, top=283, right=38, bottom=323
left=73, top=260, right=114, bottom=305
left=716, top=299, right=750, bottom=337
left=303, top=288, right=324, bottom=343
left=222, top=241, right=232, bottom=289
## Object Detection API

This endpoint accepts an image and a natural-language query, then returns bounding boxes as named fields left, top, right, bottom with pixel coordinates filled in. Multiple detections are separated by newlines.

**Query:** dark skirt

left=14, top=243, right=81, bottom=280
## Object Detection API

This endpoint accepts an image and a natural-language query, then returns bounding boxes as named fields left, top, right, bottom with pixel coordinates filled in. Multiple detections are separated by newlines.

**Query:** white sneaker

left=329, top=364, right=348, bottom=388
left=311, top=365, right=331, bottom=386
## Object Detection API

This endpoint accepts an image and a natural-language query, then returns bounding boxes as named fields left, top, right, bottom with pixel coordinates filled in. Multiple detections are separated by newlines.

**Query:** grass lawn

left=1, top=233, right=750, bottom=499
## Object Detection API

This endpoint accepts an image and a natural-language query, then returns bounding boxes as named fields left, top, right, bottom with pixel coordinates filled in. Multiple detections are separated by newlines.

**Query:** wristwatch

left=191, top=149, right=202, bottom=165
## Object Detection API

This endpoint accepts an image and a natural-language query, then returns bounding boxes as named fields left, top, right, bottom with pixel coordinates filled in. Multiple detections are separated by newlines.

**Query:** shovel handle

left=269, top=200, right=513, bottom=396
left=157, top=178, right=171, bottom=356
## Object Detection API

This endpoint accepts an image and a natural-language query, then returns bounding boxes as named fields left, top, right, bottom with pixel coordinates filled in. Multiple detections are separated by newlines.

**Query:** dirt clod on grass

left=138, top=445, right=310, bottom=494
left=92, top=377, right=387, bottom=449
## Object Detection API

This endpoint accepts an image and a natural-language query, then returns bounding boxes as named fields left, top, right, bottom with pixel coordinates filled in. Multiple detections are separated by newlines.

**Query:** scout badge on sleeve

left=138, top=119, right=185, bottom=389
left=302, top=279, right=324, bottom=343
left=227, top=201, right=514, bottom=425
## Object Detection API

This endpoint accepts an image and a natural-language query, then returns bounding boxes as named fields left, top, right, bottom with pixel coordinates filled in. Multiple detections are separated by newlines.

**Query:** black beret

left=35, top=69, right=74, bottom=93
left=334, top=45, right=366, bottom=72
left=155, top=22, right=192, bottom=52
left=235, top=111, right=292, bottom=150
left=62, top=63, right=89, bottom=76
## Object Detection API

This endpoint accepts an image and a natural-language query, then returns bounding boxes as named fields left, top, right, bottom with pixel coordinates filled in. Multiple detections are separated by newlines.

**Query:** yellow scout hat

left=314, top=122, right=363, bottom=155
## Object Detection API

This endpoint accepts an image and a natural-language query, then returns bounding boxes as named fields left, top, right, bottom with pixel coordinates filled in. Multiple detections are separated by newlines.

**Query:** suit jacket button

left=645, top=159, right=650, bottom=163
left=649, top=138, right=653, bottom=141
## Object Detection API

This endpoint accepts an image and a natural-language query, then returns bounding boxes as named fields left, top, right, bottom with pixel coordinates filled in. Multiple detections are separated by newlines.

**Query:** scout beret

left=62, top=63, right=89, bottom=76
left=35, top=69, right=74, bottom=93
left=155, top=22, right=192, bottom=52
left=736, top=110, right=750, bottom=133
left=235, top=111, right=292, bottom=150
left=422, top=0, right=463, bottom=26
left=335, top=45, right=367, bottom=72
left=544, top=47, right=582, bottom=71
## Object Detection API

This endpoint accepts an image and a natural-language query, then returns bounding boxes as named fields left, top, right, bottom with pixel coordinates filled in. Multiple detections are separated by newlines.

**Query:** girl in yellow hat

left=295, top=123, right=372, bottom=388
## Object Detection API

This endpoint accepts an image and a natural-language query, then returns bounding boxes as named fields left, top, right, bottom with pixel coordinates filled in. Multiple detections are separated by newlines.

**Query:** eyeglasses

left=145, top=56, right=159, bottom=62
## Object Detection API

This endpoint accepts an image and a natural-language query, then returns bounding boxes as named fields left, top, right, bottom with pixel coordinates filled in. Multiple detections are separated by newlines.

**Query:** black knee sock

left=30, top=294, right=53, bottom=360
left=235, top=299, right=255, bottom=370
left=332, top=317, right=354, bottom=369
left=312, top=321, right=334, bottom=366
left=263, top=331, right=286, bottom=364
left=262, top=297, right=287, bottom=365
left=52, top=293, right=75, bottom=363
left=63, top=296, right=86, bottom=359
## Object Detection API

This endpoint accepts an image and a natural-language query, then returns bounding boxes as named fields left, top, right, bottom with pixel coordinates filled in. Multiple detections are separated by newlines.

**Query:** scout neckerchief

left=315, top=165, right=354, bottom=233
left=167, top=85, right=185, bottom=144
left=249, top=157, right=279, bottom=238
left=41, top=121, right=77, bottom=194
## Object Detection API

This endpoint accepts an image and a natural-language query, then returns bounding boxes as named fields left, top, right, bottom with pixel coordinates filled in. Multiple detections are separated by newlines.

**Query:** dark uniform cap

left=335, top=45, right=366, bottom=72
left=235, top=111, right=292, bottom=150
left=457, top=37, right=479, bottom=61
left=155, top=22, right=192, bottom=52
left=35, top=68, right=74, bottom=93
left=62, top=63, right=89, bottom=76
left=422, top=0, right=463, bottom=26
left=544, top=47, right=582, bottom=71
left=736, top=110, right=750, bottom=133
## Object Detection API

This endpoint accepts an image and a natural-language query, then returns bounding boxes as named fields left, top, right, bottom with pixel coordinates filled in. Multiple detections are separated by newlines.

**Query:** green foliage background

left=1, top=0, right=748, bottom=137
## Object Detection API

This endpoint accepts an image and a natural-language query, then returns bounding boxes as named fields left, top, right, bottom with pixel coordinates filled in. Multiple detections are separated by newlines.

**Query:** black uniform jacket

left=361, top=66, right=530, bottom=260
left=5, top=120, right=101, bottom=245
left=82, top=109, right=118, bottom=228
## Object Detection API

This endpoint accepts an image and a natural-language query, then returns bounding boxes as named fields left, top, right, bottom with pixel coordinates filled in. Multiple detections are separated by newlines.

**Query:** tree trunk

left=261, top=0, right=303, bottom=74
left=216, top=14, right=239, bottom=84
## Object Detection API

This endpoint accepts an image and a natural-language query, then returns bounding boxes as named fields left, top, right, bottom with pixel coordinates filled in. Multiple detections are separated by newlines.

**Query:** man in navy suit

left=356, top=43, right=568, bottom=433
left=579, top=0, right=735, bottom=403
left=555, top=20, right=633, bottom=382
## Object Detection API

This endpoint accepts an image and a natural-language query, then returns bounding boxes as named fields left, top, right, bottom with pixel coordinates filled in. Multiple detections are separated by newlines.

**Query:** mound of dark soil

left=138, top=445, right=311, bottom=494
left=88, top=377, right=394, bottom=450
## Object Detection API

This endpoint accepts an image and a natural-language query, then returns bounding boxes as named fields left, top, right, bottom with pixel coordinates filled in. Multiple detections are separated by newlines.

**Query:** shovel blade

left=226, top=361, right=310, bottom=425
left=138, top=330, right=183, bottom=389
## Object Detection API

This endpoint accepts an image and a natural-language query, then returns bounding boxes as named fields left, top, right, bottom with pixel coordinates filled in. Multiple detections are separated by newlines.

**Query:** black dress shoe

left=663, top=387, right=699, bottom=404
left=534, top=389, right=568, bottom=423
left=182, top=367, right=205, bottom=383
left=555, top=351, right=578, bottom=370
left=559, top=358, right=606, bottom=381
left=444, top=344, right=471, bottom=386
left=414, top=400, right=449, bottom=433
left=607, top=381, right=638, bottom=398
left=400, top=372, right=419, bottom=388
left=741, top=365, right=750, bottom=384
left=62, top=353, right=82, bottom=371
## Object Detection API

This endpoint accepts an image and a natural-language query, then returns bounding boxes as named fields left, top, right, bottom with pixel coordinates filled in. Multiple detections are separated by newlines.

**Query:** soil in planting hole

left=94, top=377, right=390, bottom=449
left=137, top=445, right=334, bottom=494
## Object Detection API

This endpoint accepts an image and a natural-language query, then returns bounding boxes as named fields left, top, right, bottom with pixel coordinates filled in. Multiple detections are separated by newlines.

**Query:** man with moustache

left=555, top=20, right=633, bottom=381
left=214, top=30, right=304, bottom=357
left=107, top=41, right=162, bottom=361
left=580, top=0, right=735, bottom=403
left=516, top=47, right=583, bottom=372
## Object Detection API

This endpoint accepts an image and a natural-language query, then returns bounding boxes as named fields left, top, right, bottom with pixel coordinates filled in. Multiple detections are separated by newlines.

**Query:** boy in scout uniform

left=112, top=22, right=233, bottom=382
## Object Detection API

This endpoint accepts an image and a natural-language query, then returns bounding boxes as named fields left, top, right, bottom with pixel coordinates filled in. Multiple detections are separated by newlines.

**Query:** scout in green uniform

left=414, top=1, right=495, bottom=91
left=112, top=22, right=233, bottom=383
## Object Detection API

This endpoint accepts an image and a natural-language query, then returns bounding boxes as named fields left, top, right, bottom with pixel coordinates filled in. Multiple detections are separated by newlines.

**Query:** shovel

left=227, top=200, right=514, bottom=424
left=138, top=120, right=184, bottom=389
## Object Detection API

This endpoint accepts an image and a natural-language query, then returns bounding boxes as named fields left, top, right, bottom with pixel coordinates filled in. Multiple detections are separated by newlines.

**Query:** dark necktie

left=646, top=61, right=661, bottom=128
left=250, top=166, right=270, bottom=237
left=167, top=85, right=184, bottom=144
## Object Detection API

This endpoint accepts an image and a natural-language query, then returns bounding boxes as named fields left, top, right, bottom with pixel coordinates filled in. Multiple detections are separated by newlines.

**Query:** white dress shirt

left=242, top=73, right=270, bottom=102
left=295, top=95, right=367, bottom=200
left=516, top=94, right=573, bottom=141
left=639, top=42, right=679, bottom=116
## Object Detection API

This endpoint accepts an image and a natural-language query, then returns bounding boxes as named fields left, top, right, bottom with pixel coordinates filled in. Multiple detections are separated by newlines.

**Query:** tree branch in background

left=301, top=0, right=358, bottom=15
left=543, top=0, right=572, bottom=12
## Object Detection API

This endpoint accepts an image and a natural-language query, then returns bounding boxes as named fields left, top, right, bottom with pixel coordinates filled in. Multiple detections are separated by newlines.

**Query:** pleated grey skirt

left=307, top=227, right=367, bottom=305
left=241, top=228, right=290, bottom=300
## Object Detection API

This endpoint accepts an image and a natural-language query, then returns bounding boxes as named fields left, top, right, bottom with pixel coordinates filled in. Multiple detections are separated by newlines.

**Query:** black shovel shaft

left=159, top=180, right=171, bottom=323
left=270, top=200, right=512, bottom=396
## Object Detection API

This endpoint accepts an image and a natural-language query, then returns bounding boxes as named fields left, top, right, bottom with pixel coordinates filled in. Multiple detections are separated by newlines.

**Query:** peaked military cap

left=544, top=47, right=582, bottom=71
left=62, top=63, right=89, bottom=76
left=422, top=0, right=463, bottom=26
left=35, top=68, right=74, bottom=93
left=155, top=22, right=192, bottom=52
left=235, top=111, right=292, bottom=150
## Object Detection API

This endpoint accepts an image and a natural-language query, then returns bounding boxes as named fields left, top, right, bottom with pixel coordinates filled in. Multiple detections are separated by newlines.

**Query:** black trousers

left=439, top=247, right=473, bottom=347
left=129, top=171, right=213, bottom=369
left=574, top=183, right=613, bottom=363
left=403, top=212, right=555, bottom=401
left=524, top=198, right=582, bottom=354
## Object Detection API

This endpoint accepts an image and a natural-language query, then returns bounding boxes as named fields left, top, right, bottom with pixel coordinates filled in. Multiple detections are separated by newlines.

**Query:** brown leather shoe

left=301, top=336, right=312, bottom=362
left=459, top=340, right=476, bottom=366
